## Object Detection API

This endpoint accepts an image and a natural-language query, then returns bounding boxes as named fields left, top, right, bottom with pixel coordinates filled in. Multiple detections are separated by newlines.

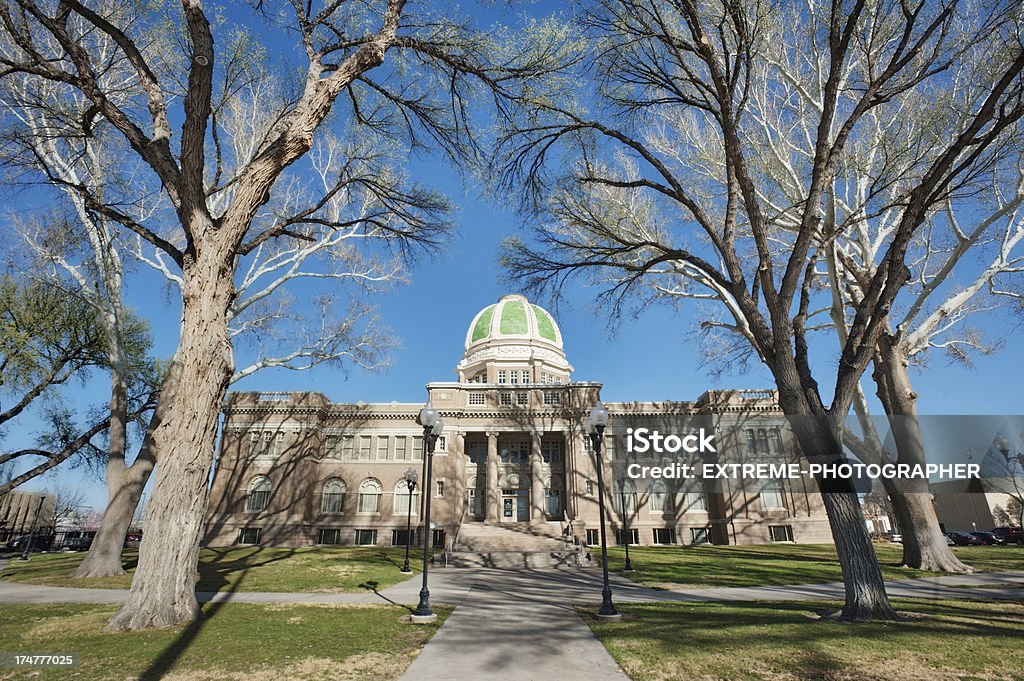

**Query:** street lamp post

left=411, top=402, right=443, bottom=624
left=621, top=486, right=634, bottom=572
left=586, top=401, right=621, bottom=620
left=19, top=496, right=45, bottom=561
left=401, top=468, right=419, bottom=575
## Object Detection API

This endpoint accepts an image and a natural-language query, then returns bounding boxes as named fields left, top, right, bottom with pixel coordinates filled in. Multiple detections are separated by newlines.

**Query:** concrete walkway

left=2, top=561, right=1022, bottom=681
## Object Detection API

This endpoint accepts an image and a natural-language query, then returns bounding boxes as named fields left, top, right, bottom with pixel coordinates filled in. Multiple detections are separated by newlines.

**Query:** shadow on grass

left=359, top=579, right=414, bottom=612
left=136, top=548, right=301, bottom=680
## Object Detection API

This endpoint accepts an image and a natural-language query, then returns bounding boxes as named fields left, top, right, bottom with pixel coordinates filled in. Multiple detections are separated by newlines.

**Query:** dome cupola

left=457, top=294, right=572, bottom=384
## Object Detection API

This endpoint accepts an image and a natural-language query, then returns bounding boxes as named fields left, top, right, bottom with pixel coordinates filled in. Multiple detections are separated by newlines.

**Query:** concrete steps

left=448, top=522, right=588, bottom=569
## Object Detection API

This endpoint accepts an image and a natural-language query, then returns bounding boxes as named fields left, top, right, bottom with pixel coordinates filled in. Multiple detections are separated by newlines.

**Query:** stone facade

left=204, top=295, right=833, bottom=550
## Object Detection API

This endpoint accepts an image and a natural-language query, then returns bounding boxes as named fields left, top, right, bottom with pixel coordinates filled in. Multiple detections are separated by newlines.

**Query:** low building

left=0, top=490, right=55, bottom=543
left=204, top=294, right=833, bottom=550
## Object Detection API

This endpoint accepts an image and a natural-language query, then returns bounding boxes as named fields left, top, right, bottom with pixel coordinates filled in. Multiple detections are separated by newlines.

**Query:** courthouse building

left=204, top=294, right=833, bottom=553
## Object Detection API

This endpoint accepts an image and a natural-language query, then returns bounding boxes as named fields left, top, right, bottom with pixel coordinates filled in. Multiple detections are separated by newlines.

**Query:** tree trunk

left=106, top=251, right=233, bottom=631
left=73, top=345, right=159, bottom=579
left=873, top=334, right=971, bottom=573
left=779, top=391, right=897, bottom=621
left=72, top=450, right=154, bottom=578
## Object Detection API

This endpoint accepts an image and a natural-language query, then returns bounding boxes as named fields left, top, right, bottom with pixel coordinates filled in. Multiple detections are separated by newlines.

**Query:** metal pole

left=401, top=480, right=415, bottom=574
left=19, top=496, right=45, bottom=561
left=592, top=424, right=620, bottom=619
left=622, top=489, right=633, bottom=572
left=412, top=428, right=437, bottom=621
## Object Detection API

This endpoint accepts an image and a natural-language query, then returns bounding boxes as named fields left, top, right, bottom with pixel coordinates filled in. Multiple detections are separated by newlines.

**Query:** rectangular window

left=394, top=436, right=407, bottom=461
left=542, top=390, right=561, bottom=405
left=432, top=529, right=446, bottom=549
left=436, top=436, right=447, bottom=453
left=603, top=435, right=616, bottom=461
left=468, top=441, right=487, bottom=464
left=586, top=529, right=600, bottom=546
left=435, top=480, right=444, bottom=498
left=516, top=391, right=529, bottom=406
left=500, top=392, right=512, bottom=406
left=683, top=485, right=707, bottom=512
left=412, top=436, right=424, bottom=461
left=761, top=480, right=786, bottom=510
left=541, top=440, right=562, bottom=463
left=615, top=529, right=639, bottom=546
left=394, top=488, right=419, bottom=515
left=769, top=525, right=794, bottom=542
left=321, top=491, right=344, bottom=514
left=497, top=370, right=507, bottom=384
left=691, top=527, right=711, bottom=545
left=341, top=435, right=354, bottom=460
left=237, top=528, right=261, bottom=545
left=653, top=528, right=676, bottom=545
left=354, top=529, right=377, bottom=546
left=392, top=529, right=414, bottom=546
left=358, top=436, right=372, bottom=460
left=317, top=528, right=342, bottom=545
left=325, top=436, right=340, bottom=459
left=585, top=480, right=594, bottom=496
left=468, top=393, right=485, bottom=405
left=376, top=436, right=390, bottom=460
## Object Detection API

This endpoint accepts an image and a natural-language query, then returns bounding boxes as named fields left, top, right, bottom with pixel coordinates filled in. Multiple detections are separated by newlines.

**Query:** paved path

left=2, top=561, right=1022, bottom=681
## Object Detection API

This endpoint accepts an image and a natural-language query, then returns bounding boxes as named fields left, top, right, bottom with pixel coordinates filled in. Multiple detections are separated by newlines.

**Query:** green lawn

left=583, top=599, right=1024, bottom=681
left=1, top=546, right=419, bottom=593
left=0, top=602, right=446, bottom=680
left=602, top=543, right=1024, bottom=588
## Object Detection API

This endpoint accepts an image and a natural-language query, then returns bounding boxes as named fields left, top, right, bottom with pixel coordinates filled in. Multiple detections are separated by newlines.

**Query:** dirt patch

left=24, top=610, right=111, bottom=639
left=161, top=653, right=409, bottom=681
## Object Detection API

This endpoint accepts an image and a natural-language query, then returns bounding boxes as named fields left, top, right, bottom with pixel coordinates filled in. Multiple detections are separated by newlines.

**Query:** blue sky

left=5, top=1, right=1024, bottom=511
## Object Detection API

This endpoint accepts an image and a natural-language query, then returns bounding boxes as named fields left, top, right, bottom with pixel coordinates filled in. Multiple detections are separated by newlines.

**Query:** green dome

left=465, top=294, right=563, bottom=349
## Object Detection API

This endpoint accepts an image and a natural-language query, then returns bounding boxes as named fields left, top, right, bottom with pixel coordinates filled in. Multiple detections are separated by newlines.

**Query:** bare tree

left=0, top=0, right=571, bottom=630
left=496, top=0, right=1024, bottom=619
left=664, top=14, right=1024, bottom=572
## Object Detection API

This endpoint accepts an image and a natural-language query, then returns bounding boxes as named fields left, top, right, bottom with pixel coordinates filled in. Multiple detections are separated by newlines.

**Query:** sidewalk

left=1, top=564, right=1021, bottom=681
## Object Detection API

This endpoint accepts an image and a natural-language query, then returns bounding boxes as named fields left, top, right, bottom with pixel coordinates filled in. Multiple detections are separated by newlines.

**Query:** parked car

left=4, top=534, right=55, bottom=552
left=991, top=527, right=1024, bottom=545
left=969, top=531, right=1005, bottom=545
left=946, top=531, right=985, bottom=546
left=881, top=532, right=902, bottom=543
left=944, top=534, right=955, bottom=546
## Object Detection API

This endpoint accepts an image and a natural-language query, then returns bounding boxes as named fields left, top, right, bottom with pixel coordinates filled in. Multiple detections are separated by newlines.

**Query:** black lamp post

left=19, top=496, right=45, bottom=561
left=401, top=468, right=419, bottom=575
left=620, top=485, right=634, bottom=572
left=586, top=401, right=621, bottom=620
left=411, top=402, right=443, bottom=624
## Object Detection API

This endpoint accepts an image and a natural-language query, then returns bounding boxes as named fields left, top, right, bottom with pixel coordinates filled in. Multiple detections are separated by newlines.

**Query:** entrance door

left=516, top=492, right=529, bottom=522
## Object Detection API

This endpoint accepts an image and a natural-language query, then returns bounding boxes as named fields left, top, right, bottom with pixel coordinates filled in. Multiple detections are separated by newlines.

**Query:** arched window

left=358, top=478, right=382, bottom=514
left=393, top=479, right=420, bottom=515
left=321, top=478, right=346, bottom=514
left=246, top=476, right=271, bottom=512
left=649, top=481, right=670, bottom=513
left=612, top=479, right=637, bottom=515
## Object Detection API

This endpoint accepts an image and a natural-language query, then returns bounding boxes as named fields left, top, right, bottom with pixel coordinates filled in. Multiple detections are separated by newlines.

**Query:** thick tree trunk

left=873, top=334, right=971, bottom=573
left=106, top=252, right=233, bottom=631
left=779, top=390, right=897, bottom=621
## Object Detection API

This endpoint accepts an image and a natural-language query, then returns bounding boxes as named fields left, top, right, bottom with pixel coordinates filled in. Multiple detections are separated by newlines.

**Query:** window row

left=464, top=370, right=566, bottom=384
left=244, top=476, right=438, bottom=515
left=464, top=440, right=564, bottom=464
left=607, top=479, right=788, bottom=513
left=322, top=434, right=447, bottom=461
left=583, top=527, right=712, bottom=546
left=466, top=390, right=563, bottom=406
left=236, top=528, right=448, bottom=547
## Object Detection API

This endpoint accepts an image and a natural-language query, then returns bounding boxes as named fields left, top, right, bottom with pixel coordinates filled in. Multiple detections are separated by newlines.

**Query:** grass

left=602, top=543, right=1024, bottom=588
left=0, top=601, right=446, bottom=680
left=582, top=598, right=1024, bottom=681
left=0, top=546, right=420, bottom=593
